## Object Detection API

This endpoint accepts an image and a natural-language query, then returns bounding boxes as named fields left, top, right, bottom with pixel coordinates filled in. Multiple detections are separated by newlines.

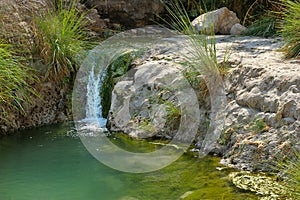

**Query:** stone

left=107, top=60, right=199, bottom=142
left=191, top=7, right=240, bottom=34
left=230, top=23, right=246, bottom=35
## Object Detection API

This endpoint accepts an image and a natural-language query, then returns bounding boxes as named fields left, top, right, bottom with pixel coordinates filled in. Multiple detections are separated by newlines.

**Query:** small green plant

left=0, top=43, right=36, bottom=120
left=32, top=0, right=91, bottom=80
left=279, top=0, right=300, bottom=58
left=242, top=15, right=277, bottom=37
left=251, top=118, right=267, bottom=133
left=165, top=100, right=181, bottom=131
left=139, top=118, right=157, bottom=134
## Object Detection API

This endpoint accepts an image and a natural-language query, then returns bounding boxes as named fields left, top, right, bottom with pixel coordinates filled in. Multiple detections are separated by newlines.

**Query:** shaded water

left=0, top=123, right=258, bottom=200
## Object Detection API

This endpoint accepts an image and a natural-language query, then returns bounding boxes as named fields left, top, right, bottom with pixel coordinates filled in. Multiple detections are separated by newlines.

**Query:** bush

left=280, top=0, right=300, bottom=58
left=0, top=43, right=36, bottom=119
left=275, top=149, right=300, bottom=198
left=32, top=0, right=91, bottom=80
left=242, top=15, right=277, bottom=37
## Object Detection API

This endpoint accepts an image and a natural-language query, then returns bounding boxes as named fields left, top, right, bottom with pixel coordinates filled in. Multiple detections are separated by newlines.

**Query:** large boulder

left=191, top=7, right=246, bottom=35
left=107, top=52, right=202, bottom=142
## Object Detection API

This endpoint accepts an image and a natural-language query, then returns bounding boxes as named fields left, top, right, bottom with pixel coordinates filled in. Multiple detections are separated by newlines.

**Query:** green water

left=0, top=123, right=258, bottom=200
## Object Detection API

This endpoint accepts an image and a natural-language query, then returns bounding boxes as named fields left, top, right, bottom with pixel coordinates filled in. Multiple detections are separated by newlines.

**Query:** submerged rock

left=229, top=171, right=290, bottom=198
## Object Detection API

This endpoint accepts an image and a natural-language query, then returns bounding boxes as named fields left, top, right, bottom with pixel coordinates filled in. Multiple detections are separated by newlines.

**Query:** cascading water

left=85, top=64, right=107, bottom=128
left=73, top=26, right=227, bottom=172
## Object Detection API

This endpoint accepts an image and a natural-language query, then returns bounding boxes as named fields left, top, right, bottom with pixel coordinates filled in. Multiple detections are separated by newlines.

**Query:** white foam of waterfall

left=85, top=65, right=107, bottom=128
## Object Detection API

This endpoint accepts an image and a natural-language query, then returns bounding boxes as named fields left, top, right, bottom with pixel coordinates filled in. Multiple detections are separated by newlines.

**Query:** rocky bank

left=106, top=30, right=300, bottom=172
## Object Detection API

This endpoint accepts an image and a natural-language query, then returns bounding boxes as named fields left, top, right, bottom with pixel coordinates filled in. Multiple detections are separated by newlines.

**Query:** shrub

left=242, top=15, right=277, bottom=37
left=275, top=149, right=300, bottom=198
left=0, top=43, right=36, bottom=119
left=32, top=0, right=91, bottom=80
left=279, top=0, right=300, bottom=58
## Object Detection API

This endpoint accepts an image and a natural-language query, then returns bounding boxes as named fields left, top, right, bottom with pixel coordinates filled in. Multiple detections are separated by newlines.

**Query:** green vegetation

left=279, top=0, right=300, bottom=58
left=242, top=15, right=277, bottom=37
left=32, top=0, right=91, bottom=80
left=178, top=0, right=281, bottom=26
left=124, top=155, right=258, bottom=199
left=100, top=51, right=139, bottom=118
left=250, top=118, right=267, bottom=133
left=275, top=149, right=300, bottom=198
left=165, top=100, right=181, bottom=131
left=163, top=0, right=220, bottom=77
left=0, top=43, right=36, bottom=120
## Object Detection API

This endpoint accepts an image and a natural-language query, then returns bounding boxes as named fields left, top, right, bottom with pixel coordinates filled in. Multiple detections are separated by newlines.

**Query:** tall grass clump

left=279, top=0, right=300, bottom=58
left=242, top=15, right=277, bottom=37
left=274, top=149, right=300, bottom=198
left=163, top=0, right=218, bottom=72
left=33, top=0, right=91, bottom=80
left=0, top=43, right=36, bottom=120
left=162, top=0, right=227, bottom=155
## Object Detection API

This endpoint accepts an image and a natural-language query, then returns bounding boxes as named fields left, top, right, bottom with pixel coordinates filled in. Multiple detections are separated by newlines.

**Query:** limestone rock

left=214, top=36, right=300, bottom=171
left=191, top=7, right=240, bottom=34
left=106, top=31, right=299, bottom=172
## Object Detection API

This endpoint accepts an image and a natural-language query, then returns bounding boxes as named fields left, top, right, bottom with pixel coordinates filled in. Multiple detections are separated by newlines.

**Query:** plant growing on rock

left=162, top=0, right=227, bottom=155
left=165, top=100, right=181, bottom=131
left=279, top=0, right=300, bottom=58
left=0, top=42, right=36, bottom=121
left=32, top=0, right=91, bottom=80
left=273, top=148, right=300, bottom=199
left=242, top=15, right=277, bottom=37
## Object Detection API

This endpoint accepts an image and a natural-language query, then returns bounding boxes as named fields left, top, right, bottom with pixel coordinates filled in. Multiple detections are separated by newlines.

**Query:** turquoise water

left=0, top=123, right=257, bottom=200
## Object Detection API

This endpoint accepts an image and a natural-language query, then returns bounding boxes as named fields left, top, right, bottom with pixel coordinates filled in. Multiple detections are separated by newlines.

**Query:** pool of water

left=0, top=123, right=258, bottom=200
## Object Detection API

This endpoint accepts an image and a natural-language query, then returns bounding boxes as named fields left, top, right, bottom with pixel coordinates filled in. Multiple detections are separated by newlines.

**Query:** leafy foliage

left=32, top=0, right=91, bottom=80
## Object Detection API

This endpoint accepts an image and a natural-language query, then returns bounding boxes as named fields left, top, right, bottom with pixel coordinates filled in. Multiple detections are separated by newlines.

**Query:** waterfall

left=85, top=65, right=107, bottom=127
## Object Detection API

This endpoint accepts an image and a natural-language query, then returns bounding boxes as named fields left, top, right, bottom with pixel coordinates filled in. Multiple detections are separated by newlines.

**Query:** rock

left=107, top=59, right=200, bottom=142
left=230, top=23, right=246, bottom=35
left=105, top=30, right=205, bottom=142
left=191, top=7, right=240, bottom=34
left=215, top=36, right=300, bottom=171
left=105, top=30, right=299, bottom=172
left=84, top=0, right=164, bottom=28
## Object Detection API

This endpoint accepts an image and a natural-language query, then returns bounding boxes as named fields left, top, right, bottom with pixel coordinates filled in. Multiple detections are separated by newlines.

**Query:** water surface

left=0, top=123, right=257, bottom=200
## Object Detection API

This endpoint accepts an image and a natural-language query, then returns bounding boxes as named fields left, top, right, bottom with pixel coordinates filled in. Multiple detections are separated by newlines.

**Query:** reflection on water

left=0, top=123, right=257, bottom=200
